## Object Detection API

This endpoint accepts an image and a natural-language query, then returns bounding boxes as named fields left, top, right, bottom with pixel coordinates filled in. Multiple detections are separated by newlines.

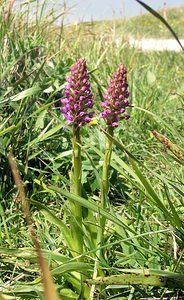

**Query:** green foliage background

left=0, top=1, right=184, bottom=299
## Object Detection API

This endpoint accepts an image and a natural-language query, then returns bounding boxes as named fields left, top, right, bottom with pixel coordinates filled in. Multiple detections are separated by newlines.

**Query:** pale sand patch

left=128, top=38, right=184, bottom=52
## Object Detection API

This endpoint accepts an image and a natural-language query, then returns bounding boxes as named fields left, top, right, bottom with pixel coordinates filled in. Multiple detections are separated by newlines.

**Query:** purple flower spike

left=100, top=64, right=130, bottom=127
left=60, top=58, right=94, bottom=127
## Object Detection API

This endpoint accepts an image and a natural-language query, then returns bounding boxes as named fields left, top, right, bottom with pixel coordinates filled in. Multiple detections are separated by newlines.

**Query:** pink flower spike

left=100, top=64, right=129, bottom=127
left=60, top=58, right=94, bottom=128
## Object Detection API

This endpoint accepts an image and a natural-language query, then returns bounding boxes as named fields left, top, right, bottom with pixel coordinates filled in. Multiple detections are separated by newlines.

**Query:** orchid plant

left=90, top=64, right=130, bottom=297
left=60, top=58, right=130, bottom=298
left=99, top=63, right=130, bottom=220
left=60, top=58, right=94, bottom=259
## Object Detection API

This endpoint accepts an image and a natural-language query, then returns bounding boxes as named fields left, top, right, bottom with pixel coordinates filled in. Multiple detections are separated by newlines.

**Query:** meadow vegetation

left=0, top=1, right=184, bottom=299
left=65, top=5, right=184, bottom=40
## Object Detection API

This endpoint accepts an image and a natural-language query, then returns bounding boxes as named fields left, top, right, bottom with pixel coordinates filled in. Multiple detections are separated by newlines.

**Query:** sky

left=14, top=0, right=184, bottom=23
left=60, top=0, right=184, bottom=23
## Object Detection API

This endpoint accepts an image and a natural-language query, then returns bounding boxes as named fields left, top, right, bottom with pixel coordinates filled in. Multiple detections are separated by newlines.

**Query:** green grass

left=120, top=5, right=184, bottom=38
left=64, top=5, right=184, bottom=40
left=0, top=1, right=184, bottom=299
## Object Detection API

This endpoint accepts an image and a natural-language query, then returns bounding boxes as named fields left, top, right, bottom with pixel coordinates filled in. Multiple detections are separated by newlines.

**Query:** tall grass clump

left=0, top=0, right=184, bottom=299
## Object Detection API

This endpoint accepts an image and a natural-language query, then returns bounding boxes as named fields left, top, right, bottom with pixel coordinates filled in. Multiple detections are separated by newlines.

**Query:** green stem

left=90, top=126, right=114, bottom=300
left=71, top=127, right=82, bottom=196
left=70, top=127, right=83, bottom=258
left=101, top=126, right=114, bottom=215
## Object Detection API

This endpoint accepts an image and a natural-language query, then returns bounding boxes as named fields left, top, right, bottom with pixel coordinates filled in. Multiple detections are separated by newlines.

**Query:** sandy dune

left=128, top=38, right=184, bottom=52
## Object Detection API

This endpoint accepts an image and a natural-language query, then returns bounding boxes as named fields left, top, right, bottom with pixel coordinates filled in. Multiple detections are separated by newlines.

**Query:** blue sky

left=60, top=0, right=184, bottom=23
left=14, top=0, right=184, bottom=23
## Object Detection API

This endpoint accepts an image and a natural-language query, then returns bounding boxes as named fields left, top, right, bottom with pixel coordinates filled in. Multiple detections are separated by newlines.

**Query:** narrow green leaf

left=28, top=123, right=63, bottom=147
left=49, top=185, right=136, bottom=235
left=1, top=285, right=44, bottom=294
left=168, top=182, right=184, bottom=198
left=52, top=262, right=92, bottom=276
left=164, top=186, right=183, bottom=230
left=0, top=86, right=41, bottom=104
left=60, top=288, right=78, bottom=300
left=0, top=125, right=16, bottom=137
left=0, top=247, right=69, bottom=263
left=29, top=199, right=73, bottom=250
left=94, top=47, right=109, bottom=69
left=129, top=158, right=174, bottom=222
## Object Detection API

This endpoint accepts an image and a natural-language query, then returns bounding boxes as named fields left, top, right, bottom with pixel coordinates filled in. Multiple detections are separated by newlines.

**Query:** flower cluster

left=100, top=64, right=130, bottom=127
left=60, top=58, right=94, bottom=128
